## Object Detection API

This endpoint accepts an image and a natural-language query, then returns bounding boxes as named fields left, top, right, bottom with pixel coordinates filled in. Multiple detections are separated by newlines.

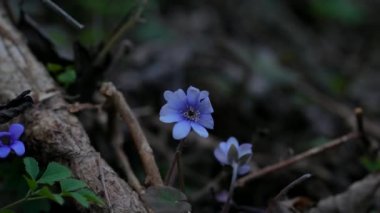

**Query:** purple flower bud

left=0, top=123, right=25, bottom=158
left=214, top=137, right=252, bottom=175
left=159, top=86, right=214, bottom=140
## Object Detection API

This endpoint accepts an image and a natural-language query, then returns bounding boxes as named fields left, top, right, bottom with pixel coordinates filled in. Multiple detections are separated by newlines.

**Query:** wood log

left=0, top=5, right=147, bottom=213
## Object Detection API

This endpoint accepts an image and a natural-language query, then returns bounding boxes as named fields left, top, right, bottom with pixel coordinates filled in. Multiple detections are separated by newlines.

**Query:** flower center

left=183, top=106, right=200, bottom=121
left=0, top=135, right=11, bottom=145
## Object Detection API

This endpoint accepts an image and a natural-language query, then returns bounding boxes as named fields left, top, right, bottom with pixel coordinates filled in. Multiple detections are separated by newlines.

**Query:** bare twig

left=41, top=0, right=84, bottom=29
left=97, top=155, right=113, bottom=213
left=94, top=0, right=147, bottom=66
left=274, top=173, right=312, bottom=200
left=236, top=132, right=359, bottom=187
left=2, top=0, right=16, bottom=25
left=67, top=102, right=101, bottom=113
left=354, top=107, right=370, bottom=147
left=100, top=82, right=163, bottom=186
left=108, top=109, right=144, bottom=194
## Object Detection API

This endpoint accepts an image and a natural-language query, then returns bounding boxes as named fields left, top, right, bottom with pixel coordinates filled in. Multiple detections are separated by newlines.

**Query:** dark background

left=1, top=0, right=380, bottom=212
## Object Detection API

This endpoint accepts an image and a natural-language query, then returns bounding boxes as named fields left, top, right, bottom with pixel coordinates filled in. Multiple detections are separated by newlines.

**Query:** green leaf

left=310, top=0, right=364, bottom=25
left=60, top=178, right=87, bottom=192
left=360, top=157, right=380, bottom=172
left=23, top=175, right=38, bottom=191
left=36, top=187, right=64, bottom=205
left=77, top=189, right=105, bottom=206
left=23, top=157, right=39, bottom=180
left=141, top=186, right=191, bottom=213
left=67, top=192, right=89, bottom=208
left=46, top=63, right=63, bottom=72
left=57, top=68, right=76, bottom=86
left=37, top=162, right=72, bottom=185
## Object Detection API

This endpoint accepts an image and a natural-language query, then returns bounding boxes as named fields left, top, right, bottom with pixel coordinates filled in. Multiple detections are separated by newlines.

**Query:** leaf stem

left=0, top=190, right=32, bottom=210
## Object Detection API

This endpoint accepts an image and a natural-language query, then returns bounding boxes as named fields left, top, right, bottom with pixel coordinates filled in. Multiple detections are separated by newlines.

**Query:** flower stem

left=177, top=151, right=184, bottom=191
left=165, top=140, right=185, bottom=187
left=221, top=164, right=238, bottom=213
left=0, top=190, right=31, bottom=210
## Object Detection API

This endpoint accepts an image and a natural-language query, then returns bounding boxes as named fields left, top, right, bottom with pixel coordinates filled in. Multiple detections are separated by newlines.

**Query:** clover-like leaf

left=23, top=175, right=38, bottom=191
left=60, top=178, right=87, bottom=192
left=24, top=157, right=39, bottom=180
left=360, top=157, right=380, bottom=172
left=67, top=192, right=89, bottom=208
left=37, top=162, right=71, bottom=185
left=141, top=186, right=191, bottom=213
left=37, top=187, right=64, bottom=205
left=77, top=188, right=105, bottom=206
left=46, top=63, right=63, bottom=73
left=57, top=68, right=76, bottom=86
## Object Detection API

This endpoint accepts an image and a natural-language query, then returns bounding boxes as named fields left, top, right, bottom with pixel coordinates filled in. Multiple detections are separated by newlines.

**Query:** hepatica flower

left=159, top=86, right=214, bottom=140
left=214, top=137, right=252, bottom=175
left=0, top=123, right=25, bottom=158
left=214, top=137, right=252, bottom=212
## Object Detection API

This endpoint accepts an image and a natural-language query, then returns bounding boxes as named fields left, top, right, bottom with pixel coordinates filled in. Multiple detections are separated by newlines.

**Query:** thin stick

left=97, top=156, right=113, bottom=213
left=274, top=173, right=312, bottom=200
left=355, top=107, right=370, bottom=146
left=93, top=0, right=146, bottom=66
left=41, top=0, right=84, bottom=29
left=100, top=82, right=163, bottom=186
left=236, top=132, right=359, bottom=187
left=2, top=0, right=16, bottom=25
left=108, top=109, right=144, bottom=194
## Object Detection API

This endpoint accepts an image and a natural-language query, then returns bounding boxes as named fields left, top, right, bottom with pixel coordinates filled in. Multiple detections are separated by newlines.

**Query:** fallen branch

left=108, top=108, right=144, bottom=194
left=100, top=82, right=163, bottom=186
left=236, top=132, right=359, bottom=187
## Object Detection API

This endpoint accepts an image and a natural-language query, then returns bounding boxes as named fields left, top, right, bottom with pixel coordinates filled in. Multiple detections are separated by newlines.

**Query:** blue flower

left=159, top=86, right=214, bottom=140
left=214, top=137, right=252, bottom=175
left=0, top=123, right=25, bottom=158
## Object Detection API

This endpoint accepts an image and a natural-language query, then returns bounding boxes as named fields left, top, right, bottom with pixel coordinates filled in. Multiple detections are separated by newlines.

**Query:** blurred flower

left=215, top=190, right=229, bottom=203
left=160, top=86, right=214, bottom=140
left=0, top=123, right=25, bottom=158
left=214, top=137, right=252, bottom=175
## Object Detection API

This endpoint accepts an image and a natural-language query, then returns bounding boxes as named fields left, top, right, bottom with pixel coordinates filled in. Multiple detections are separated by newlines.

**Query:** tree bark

left=0, top=5, right=147, bottom=213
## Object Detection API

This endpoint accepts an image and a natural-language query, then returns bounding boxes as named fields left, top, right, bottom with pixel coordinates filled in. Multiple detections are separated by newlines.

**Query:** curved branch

left=100, top=82, right=163, bottom=186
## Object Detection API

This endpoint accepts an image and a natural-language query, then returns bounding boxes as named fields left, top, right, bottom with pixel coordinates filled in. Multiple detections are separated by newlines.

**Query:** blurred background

left=1, top=0, right=380, bottom=212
